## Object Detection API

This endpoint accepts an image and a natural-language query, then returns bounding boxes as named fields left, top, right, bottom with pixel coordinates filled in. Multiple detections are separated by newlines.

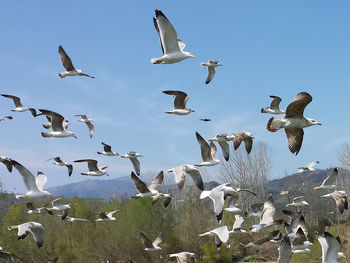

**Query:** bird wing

left=102, top=142, right=112, bottom=152
left=277, top=235, right=292, bottom=263
left=140, top=232, right=153, bottom=248
left=98, top=212, right=108, bottom=219
left=163, top=195, right=172, bottom=208
left=131, top=172, right=150, bottom=193
left=298, top=215, right=309, bottom=238
left=17, top=223, right=30, bottom=240
left=269, top=96, right=282, bottom=110
left=196, top=132, right=212, bottom=162
left=293, top=196, right=304, bottom=202
left=177, top=39, right=186, bottom=51
left=148, top=171, right=164, bottom=190
left=75, top=159, right=98, bottom=171
left=324, top=231, right=341, bottom=263
left=232, top=215, right=244, bottom=230
left=151, top=193, right=162, bottom=206
left=58, top=45, right=75, bottom=71
left=260, top=195, right=276, bottom=225
left=61, top=209, right=69, bottom=220
left=233, top=132, right=244, bottom=150
left=130, top=158, right=141, bottom=176
left=307, top=161, right=319, bottom=169
left=67, top=164, right=73, bottom=177
left=154, top=9, right=180, bottom=55
left=106, top=210, right=118, bottom=219
left=170, top=166, right=186, bottom=190
left=205, top=66, right=215, bottom=84
left=162, top=90, right=188, bottom=109
left=321, top=168, right=338, bottom=187
left=53, top=157, right=63, bottom=163
left=255, top=230, right=280, bottom=245
left=187, top=168, right=204, bottom=191
left=211, top=226, right=229, bottom=243
left=29, top=224, right=44, bottom=248
left=209, top=190, right=224, bottom=220
left=332, top=192, right=348, bottom=214
left=285, top=92, right=312, bottom=118
left=284, top=128, right=304, bottom=155
left=293, top=228, right=307, bottom=246
left=218, top=140, right=229, bottom=161
left=0, top=157, right=13, bottom=172
left=86, top=122, right=94, bottom=138
left=251, top=202, right=265, bottom=213
left=36, top=171, right=47, bottom=191
left=244, top=137, right=253, bottom=154
left=39, top=109, right=65, bottom=132
left=1, top=94, right=23, bottom=107
left=152, top=233, right=163, bottom=247
left=11, top=160, right=39, bottom=192
left=210, top=142, right=218, bottom=159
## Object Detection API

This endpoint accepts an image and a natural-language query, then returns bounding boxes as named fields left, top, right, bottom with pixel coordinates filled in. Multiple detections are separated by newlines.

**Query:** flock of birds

left=0, top=8, right=348, bottom=263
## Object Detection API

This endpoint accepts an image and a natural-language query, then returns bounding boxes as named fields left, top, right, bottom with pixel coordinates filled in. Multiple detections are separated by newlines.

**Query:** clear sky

left=0, top=1, right=349, bottom=193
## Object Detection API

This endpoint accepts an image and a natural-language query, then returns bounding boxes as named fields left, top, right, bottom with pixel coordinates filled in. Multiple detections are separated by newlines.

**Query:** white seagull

left=317, top=231, right=342, bottom=263
left=140, top=232, right=162, bottom=251
left=151, top=9, right=195, bottom=64
left=39, top=109, right=77, bottom=139
left=199, top=226, right=230, bottom=250
left=314, top=168, right=338, bottom=191
left=261, top=95, right=285, bottom=114
left=250, top=194, right=278, bottom=233
left=120, top=152, right=143, bottom=176
left=1, top=94, right=39, bottom=117
left=25, top=202, right=48, bottom=215
left=8, top=222, right=44, bottom=248
left=75, top=114, right=94, bottom=138
left=208, top=134, right=230, bottom=161
left=163, top=90, right=194, bottom=115
left=46, top=198, right=71, bottom=220
left=286, top=196, right=310, bottom=208
left=65, top=216, right=90, bottom=223
left=0, top=156, right=12, bottom=172
left=47, top=157, right=73, bottom=177
left=266, top=92, right=321, bottom=155
left=58, top=45, right=94, bottom=78
left=195, top=131, right=223, bottom=167
left=321, top=190, right=348, bottom=214
left=230, top=215, right=247, bottom=234
left=96, top=210, right=118, bottom=222
left=166, top=164, right=203, bottom=190
left=169, top=252, right=196, bottom=263
left=226, top=131, right=254, bottom=154
left=74, top=159, right=108, bottom=176
left=97, top=142, right=119, bottom=156
left=224, top=195, right=243, bottom=214
left=297, top=161, right=319, bottom=173
left=11, top=160, right=51, bottom=200
left=201, top=60, right=222, bottom=84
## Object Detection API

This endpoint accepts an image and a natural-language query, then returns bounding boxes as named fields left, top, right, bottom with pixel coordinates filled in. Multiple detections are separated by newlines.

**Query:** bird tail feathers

left=41, top=132, right=52, bottom=138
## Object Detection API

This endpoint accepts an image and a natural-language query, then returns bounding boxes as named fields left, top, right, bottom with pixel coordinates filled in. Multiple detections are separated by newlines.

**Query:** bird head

left=307, top=118, right=321, bottom=126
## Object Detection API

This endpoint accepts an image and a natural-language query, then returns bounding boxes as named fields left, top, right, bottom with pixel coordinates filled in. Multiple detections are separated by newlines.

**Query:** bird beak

left=234, top=189, right=239, bottom=194
left=191, top=55, right=196, bottom=58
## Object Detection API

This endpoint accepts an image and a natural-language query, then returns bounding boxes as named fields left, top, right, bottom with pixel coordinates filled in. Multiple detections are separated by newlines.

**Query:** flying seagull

left=140, top=232, right=162, bottom=251
left=97, top=142, right=119, bottom=156
left=39, top=109, right=77, bottom=139
left=120, top=152, right=143, bottom=176
left=96, top=210, right=118, bottom=222
left=131, top=171, right=171, bottom=207
left=74, top=159, right=108, bottom=176
left=195, top=131, right=223, bottom=167
left=65, top=216, right=90, bottom=223
left=244, top=230, right=280, bottom=250
left=162, top=90, right=194, bottom=115
left=200, top=118, right=211, bottom=122
left=75, top=115, right=94, bottom=138
left=46, top=198, right=71, bottom=220
left=250, top=194, right=278, bottom=233
left=201, top=60, right=222, bottom=84
left=230, top=215, right=247, bottom=234
left=11, top=160, right=51, bottom=200
left=151, top=9, right=195, bottom=64
left=0, top=156, right=12, bottom=172
left=261, top=96, right=285, bottom=114
left=0, top=115, right=13, bottom=122
left=317, top=231, right=342, bottom=263
left=321, top=190, right=348, bottom=214
left=224, top=195, right=243, bottom=214
left=277, top=235, right=292, bottom=263
left=266, top=92, right=321, bottom=155
left=25, top=202, right=48, bottom=215
left=167, top=164, right=204, bottom=191
left=208, top=134, right=230, bottom=161
left=314, top=167, right=338, bottom=191
left=286, top=196, right=310, bottom=208
left=199, top=226, right=230, bottom=250
left=8, top=222, right=44, bottom=248
left=58, top=45, right=94, bottom=78
left=226, top=131, right=254, bottom=154
left=297, top=161, right=319, bottom=173
left=169, top=252, right=196, bottom=263
left=47, top=157, right=73, bottom=177
left=1, top=94, right=39, bottom=117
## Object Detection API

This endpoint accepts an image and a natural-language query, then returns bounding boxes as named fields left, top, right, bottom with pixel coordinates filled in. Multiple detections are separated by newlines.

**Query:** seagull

left=292, top=228, right=313, bottom=252
left=97, top=142, right=119, bottom=156
left=250, top=194, right=278, bottom=233
left=151, top=9, right=195, bottom=64
left=25, top=202, right=48, bottom=215
left=169, top=252, right=196, bottom=263
left=199, top=226, right=230, bottom=250
left=200, top=118, right=211, bottom=122
left=131, top=171, right=172, bottom=207
left=261, top=96, right=285, bottom=114
left=201, top=60, right=222, bottom=84
left=244, top=230, right=280, bottom=250
left=314, top=168, right=338, bottom=191
left=46, top=198, right=71, bottom=220
left=0, top=156, right=12, bottom=172
left=277, top=235, right=292, bottom=263
left=8, top=222, right=44, bottom=248
left=1, top=94, right=39, bottom=117
left=297, top=161, right=319, bottom=173
left=166, top=164, right=204, bottom=190
left=0, top=115, right=13, bottom=122
left=58, top=45, right=94, bottom=78
left=321, top=190, right=348, bottom=214
left=230, top=215, right=247, bottom=234
left=140, top=232, right=162, bottom=251
left=266, top=92, right=321, bottom=155
left=120, top=152, right=143, bottom=176
left=74, top=159, right=108, bottom=176
left=96, top=210, right=118, bottom=222
left=65, top=216, right=90, bottom=222
left=11, top=160, right=51, bottom=200
left=75, top=115, right=94, bottom=138
left=317, top=231, right=342, bottom=263
left=286, top=196, right=310, bottom=208
left=195, top=131, right=223, bottom=167
left=226, top=131, right=254, bottom=154
left=162, top=90, right=194, bottom=115
left=39, top=109, right=77, bottom=139
left=47, top=157, right=73, bottom=177
left=208, top=134, right=230, bottom=161
left=224, top=195, right=243, bottom=213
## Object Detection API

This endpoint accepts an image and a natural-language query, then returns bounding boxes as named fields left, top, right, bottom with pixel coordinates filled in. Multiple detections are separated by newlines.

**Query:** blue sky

left=0, top=1, right=349, bottom=193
